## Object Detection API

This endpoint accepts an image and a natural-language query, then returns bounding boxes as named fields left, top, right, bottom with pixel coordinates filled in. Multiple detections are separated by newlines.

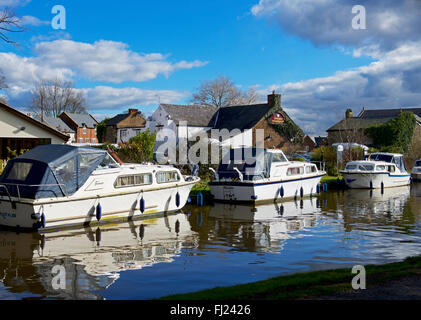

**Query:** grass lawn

left=160, top=256, right=421, bottom=300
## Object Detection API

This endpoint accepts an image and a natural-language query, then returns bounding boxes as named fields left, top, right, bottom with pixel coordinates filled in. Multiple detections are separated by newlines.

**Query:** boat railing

left=311, top=161, right=326, bottom=172
left=0, top=182, right=68, bottom=201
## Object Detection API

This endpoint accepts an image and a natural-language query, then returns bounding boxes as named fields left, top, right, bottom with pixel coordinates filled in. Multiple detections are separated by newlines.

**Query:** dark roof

left=106, top=111, right=145, bottom=127
left=210, top=104, right=271, bottom=131
left=37, top=116, right=75, bottom=133
left=62, top=112, right=98, bottom=128
left=160, top=104, right=216, bottom=127
left=327, top=117, right=393, bottom=131
left=359, top=108, right=421, bottom=119
left=0, top=102, right=69, bottom=141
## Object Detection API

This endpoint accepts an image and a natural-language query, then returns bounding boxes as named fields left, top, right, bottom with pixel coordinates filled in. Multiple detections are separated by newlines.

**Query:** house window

left=79, top=138, right=83, bottom=143
left=156, top=171, right=180, bottom=183
left=85, top=138, right=90, bottom=143
left=83, top=127, right=87, bottom=134
left=91, top=138, right=96, bottom=144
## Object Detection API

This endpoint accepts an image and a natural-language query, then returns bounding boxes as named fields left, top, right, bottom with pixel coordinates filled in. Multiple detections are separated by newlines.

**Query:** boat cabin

left=0, top=145, right=118, bottom=199
left=215, top=148, right=318, bottom=181
left=363, top=153, right=407, bottom=172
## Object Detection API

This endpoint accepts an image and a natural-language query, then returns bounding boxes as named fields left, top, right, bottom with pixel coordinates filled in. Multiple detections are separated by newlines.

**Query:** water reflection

left=0, top=184, right=420, bottom=300
left=0, top=213, right=195, bottom=299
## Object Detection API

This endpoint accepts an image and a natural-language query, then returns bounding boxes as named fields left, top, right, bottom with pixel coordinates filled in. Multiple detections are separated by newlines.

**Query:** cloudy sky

left=1, top=0, right=421, bottom=135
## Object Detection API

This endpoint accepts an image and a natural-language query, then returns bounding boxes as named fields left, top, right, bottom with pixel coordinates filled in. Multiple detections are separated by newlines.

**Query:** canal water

left=1, top=184, right=421, bottom=300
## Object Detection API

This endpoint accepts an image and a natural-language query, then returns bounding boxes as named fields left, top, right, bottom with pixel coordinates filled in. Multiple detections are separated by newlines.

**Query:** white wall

left=0, top=108, right=68, bottom=144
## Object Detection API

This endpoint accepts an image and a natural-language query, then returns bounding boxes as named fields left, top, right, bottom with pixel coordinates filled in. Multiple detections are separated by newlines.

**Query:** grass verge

left=160, top=256, right=421, bottom=300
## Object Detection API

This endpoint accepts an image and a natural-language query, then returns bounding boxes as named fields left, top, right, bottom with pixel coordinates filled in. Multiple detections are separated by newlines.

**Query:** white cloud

left=252, top=0, right=421, bottom=53
left=257, top=41, right=421, bottom=135
left=0, top=0, right=30, bottom=7
left=19, top=15, right=49, bottom=27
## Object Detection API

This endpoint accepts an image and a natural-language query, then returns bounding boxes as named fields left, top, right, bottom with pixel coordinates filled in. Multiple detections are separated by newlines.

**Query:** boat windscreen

left=415, top=160, right=421, bottom=167
left=364, top=154, right=393, bottom=162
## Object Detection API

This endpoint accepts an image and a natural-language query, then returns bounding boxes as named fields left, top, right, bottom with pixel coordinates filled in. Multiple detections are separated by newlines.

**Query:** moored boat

left=208, top=148, right=326, bottom=203
left=0, top=145, right=199, bottom=231
left=340, top=152, right=410, bottom=189
left=411, top=159, right=421, bottom=182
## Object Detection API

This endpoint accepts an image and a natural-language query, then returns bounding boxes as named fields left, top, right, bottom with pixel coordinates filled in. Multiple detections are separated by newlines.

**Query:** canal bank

left=160, top=255, right=421, bottom=300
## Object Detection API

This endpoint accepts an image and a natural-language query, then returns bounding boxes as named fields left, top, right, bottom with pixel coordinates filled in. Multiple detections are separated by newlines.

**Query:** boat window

left=365, top=154, right=393, bottom=162
left=346, top=164, right=357, bottom=170
left=305, top=166, right=317, bottom=174
left=55, top=158, right=75, bottom=184
left=156, top=171, right=180, bottom=184
left=5, top=162, right=33, bottom=181
left=287, top=167, right=304, bottom=176
left=359, top=165, right=374, bottom=171
left=98, top=154, right=119, bottom=169
left=376, top=165, right=386, bottom=171
left=114, top=173, right=153, bottom=188
left=80, top=154, right=104, bottom=176
left=387, top=165, right=396, bottom=173
left=416, top=161, right=421, bottom=167
left=272, top=153, right=288, bottom=163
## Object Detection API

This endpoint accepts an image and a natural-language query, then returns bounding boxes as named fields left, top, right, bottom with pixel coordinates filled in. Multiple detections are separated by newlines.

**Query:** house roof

left=61, top=112, right=98, bottom=128
left=359, top=108, right=421, bottom=119
left=210, top=103, right=272, bottom=131
left=0, top=102, right=69, bottom=141
left=107, top=111, right=146, bottom=128
left=38, top=116, right=75, bottom=133
left=160, top=104, right=216, bottom=127
left=327, top=117, right=393, bottom=131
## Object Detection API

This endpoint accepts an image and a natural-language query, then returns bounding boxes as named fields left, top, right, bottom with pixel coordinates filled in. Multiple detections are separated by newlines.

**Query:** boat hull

left=411, top=172, right=421, bottom=182
left=0, top=181, right=196, bottom=232
left=209, top=175, right=324, bottom=203
left=342, top=172, right=410, bottom=189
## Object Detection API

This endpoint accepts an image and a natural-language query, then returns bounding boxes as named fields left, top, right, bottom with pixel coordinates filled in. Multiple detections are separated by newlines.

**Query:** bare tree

left=0, top=8, right=23, bottom=44
left=191, top=76, right=257, bottom=108
left=31, top=78, right=88, bottom=119
left=0, top=69, right=8, bottom=104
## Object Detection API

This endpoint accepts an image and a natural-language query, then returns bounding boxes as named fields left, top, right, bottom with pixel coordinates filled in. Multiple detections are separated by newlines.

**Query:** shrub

left=117, top=129, right=156, bottom=163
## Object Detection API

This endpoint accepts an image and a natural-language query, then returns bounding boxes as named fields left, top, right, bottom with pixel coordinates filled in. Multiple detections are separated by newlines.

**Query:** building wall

left=75, top=126, right=97, bottom=144
left=0, top=108, right=67, bottom=144
left=104, top=125, right=117, bottom=144
left=252, top=117, right=290, bottom=149
left=117, top=127, right=147, bottom=144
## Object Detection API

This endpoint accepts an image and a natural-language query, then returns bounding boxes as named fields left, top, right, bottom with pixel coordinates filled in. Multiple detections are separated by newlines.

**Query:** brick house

left=209, top=92, right=302, bottom=149
left=59, top=112, right=98, bottom=144
left=105, top=109, right=147, bottom=144
left=327, top=108, right=421, bottom=146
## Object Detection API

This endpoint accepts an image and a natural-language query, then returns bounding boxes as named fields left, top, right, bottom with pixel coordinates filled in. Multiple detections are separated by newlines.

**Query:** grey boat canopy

left=0, top=145, right=115, bottom=200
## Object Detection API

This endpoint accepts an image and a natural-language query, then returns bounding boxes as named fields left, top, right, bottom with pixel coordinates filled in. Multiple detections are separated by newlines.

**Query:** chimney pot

left=129, top=108, right=138, bottom=115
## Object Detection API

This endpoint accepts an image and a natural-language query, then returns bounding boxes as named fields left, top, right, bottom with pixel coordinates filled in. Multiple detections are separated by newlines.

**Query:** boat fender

left=175, top=220, right=180, bottom=235
left=140, top=196, right=145, bottom=213
left=197, top=192, right=203, bottom=207
left=300, top=187, right=304, bottom=198
left=41, top=212, right=46, bottom=229
left=381, top=182, right=384, bottom=193
left=370, top=181, right=373, bottom=189
left=139, top=224, right=145, bottom=240
left=95, top=228, right=101, bottom=246
left=323, top=183, right=328, bottom=192
left=280, top=186, right=284, bottom=198
left=96, top=203, right=102, bottom=221
left=175, top=192, right=181, bottom=207
left=316, top=184, right=321, bottom=194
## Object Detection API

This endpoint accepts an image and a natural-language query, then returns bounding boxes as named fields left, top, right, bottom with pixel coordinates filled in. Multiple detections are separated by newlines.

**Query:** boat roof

left=370, top=152, right=403, bottom=157
left=16, top=144, right=107, bottom=165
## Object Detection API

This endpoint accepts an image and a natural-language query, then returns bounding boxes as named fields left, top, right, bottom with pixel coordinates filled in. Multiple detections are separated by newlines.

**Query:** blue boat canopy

left=0, top=145, right=111, bottom=199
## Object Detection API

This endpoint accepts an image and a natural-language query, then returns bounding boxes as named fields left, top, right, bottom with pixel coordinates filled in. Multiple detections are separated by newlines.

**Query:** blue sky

left=1, top=0, right=421, bottom=135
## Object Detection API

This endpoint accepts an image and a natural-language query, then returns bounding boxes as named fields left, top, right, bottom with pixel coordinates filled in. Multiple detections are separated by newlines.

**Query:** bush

left=311, top=146, right=338, bottom=176
left=117, top=129, right=156, bottom=163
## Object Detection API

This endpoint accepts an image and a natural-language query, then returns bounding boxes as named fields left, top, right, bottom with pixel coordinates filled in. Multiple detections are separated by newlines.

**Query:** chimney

left=268, top=91, right=282, bottom=108
left=345, top=108, right=353, bottom=119
left=128, top=108, right=138, bottom=116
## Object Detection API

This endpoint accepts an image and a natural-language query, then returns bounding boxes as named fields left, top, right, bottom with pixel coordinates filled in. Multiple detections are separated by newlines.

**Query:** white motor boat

left=340, top=153, right=410, bottom=189
left=0, top=145, right=199, bottom=231
left=208, top=148, right=326, bottom=203
left=411, top=159, right=421, bottom=182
